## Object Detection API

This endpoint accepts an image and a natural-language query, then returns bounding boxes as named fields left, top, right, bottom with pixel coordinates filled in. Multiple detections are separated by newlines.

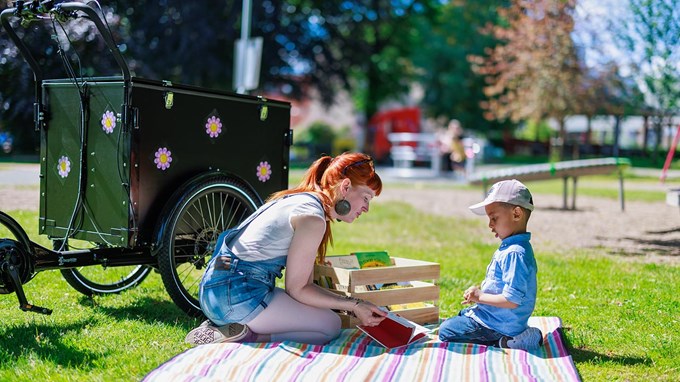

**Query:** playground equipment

left=0, top=1, right=292, bottom=317
left=468, top=157, right=631, bottom=211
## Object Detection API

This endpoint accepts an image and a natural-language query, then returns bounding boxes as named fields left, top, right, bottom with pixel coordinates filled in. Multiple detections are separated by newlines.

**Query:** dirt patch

left=377, top=187, right=680, bottom=265
left=0, top=185, right=39, bottom=212
left=2, top=180, right=679, bottom=265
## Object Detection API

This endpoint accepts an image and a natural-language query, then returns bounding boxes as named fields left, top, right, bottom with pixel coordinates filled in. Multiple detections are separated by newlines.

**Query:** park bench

left=387, top=132, right=440, bottom=171
left=468, top=157, right=631, bottom=211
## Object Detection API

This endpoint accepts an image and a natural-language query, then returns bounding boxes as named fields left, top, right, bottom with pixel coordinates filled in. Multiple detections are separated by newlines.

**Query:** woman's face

left=335, top=184, right=375, bottom=223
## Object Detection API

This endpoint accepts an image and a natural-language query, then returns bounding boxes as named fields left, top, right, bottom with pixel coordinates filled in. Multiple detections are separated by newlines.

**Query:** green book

left=351, top=251, right=391, bottom=268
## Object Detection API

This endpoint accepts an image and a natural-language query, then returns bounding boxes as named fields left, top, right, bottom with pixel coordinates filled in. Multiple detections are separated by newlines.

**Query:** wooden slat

left=349, top=283, right=439, bottom=306
left=314, top=258, right=439, bottom=287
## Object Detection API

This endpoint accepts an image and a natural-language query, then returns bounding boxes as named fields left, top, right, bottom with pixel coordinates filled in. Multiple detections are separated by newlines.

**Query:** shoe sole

left=185, top=324, right=248, bottom=345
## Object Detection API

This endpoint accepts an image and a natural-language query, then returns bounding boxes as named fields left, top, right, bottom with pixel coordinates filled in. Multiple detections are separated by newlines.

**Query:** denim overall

left=198, top=194, right=320, bottom=326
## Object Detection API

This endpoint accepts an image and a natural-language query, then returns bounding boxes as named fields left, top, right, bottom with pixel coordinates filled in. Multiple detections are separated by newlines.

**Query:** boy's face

left=484, top=202, right=527, bottom=240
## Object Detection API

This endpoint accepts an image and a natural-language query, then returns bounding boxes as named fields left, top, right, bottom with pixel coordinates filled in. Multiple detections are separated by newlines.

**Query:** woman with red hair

left=186, top=152, right=386, bottom=345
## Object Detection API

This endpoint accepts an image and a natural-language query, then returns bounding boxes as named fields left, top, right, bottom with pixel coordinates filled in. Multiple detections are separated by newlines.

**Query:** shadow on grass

left=0, top=319, right=105, bottom=368
left=562, top=329, right=653, bottom=370
left=570, top=347, right=653, bottom=367
left=610, top=237, right=680, bottom=258
left=598, top=225, right=680, bottom=259
left=84, top=295, right=203, bottom=329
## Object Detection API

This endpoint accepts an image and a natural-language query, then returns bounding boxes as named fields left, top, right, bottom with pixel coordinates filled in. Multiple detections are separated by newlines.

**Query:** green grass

left=1, top=177, right=679, bottom=380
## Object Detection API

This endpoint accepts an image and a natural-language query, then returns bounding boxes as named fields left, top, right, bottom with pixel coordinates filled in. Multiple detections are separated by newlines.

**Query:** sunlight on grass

left=1, top=201, right=679, bottom=381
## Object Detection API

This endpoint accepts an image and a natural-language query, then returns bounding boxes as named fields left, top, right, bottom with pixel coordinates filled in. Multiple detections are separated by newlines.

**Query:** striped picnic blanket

left=144, top=316, right=579, bottom=381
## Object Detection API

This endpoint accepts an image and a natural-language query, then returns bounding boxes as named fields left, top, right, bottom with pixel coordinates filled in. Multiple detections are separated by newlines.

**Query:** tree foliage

left=412, top=0, right=510, bottom=134
left=603, top=0, right=680, bottom=158
left=0, top=0, right=441, bottom=152
left=278, top=1, right=439, bottom=123
left=470, top=0, right=582, bottom=125
left=618, top=0, right=680, bottom=114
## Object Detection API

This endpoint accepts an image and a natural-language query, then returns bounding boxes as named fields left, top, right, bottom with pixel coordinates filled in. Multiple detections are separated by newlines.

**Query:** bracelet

left=344, top=296, right=362, bottom=311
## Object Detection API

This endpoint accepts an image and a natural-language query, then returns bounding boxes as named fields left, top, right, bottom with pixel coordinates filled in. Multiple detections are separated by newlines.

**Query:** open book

left=357, top=311, right=431, bottom=349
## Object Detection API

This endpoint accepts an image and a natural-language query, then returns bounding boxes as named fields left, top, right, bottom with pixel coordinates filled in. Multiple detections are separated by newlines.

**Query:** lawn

left=0, top=181, right=678, bottom=381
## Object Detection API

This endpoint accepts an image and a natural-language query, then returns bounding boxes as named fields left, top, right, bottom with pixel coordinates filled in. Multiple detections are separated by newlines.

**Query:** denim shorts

left=199, top=260, right=276, bottom=325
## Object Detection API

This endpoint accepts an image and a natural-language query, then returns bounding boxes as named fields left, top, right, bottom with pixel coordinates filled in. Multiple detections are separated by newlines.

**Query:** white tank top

left=229, top=194, right=326, bottom=262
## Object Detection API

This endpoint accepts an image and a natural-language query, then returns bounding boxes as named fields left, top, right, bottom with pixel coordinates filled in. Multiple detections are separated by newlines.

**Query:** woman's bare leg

left=246, top=288, right=341, bottom=345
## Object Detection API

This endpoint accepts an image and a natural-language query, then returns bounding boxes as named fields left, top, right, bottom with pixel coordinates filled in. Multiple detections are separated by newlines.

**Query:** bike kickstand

left=3, top=263, right=52, bottom=315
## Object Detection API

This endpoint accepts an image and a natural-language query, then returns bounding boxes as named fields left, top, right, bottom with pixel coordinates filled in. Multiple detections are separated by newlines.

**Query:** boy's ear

left=512, top=206, right=523, bottom=221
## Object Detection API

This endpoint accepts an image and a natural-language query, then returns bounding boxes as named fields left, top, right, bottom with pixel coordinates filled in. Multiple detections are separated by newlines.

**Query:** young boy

left=439, top=179, right=542, bottom=350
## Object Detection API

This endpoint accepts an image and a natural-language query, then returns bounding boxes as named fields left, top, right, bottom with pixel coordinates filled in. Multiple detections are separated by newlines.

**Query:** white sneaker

left=500, top=327, right=543, bottom=350
left=185, top=320, right=249, bottom=345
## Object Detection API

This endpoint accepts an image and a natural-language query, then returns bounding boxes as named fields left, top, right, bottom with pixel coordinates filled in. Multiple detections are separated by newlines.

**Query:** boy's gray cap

left=469, top=179, right=534, bottom=215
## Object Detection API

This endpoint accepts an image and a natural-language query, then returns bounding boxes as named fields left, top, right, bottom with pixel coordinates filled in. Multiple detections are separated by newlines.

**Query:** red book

left=357, top=311, right=431, bottom=349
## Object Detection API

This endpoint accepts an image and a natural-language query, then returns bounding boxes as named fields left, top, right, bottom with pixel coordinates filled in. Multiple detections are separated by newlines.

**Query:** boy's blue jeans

left=438, top=307, right=504, bottom=346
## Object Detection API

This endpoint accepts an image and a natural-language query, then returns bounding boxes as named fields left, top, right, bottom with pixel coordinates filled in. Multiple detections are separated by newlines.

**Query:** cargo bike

left=0, top=1, right=292, bottom=317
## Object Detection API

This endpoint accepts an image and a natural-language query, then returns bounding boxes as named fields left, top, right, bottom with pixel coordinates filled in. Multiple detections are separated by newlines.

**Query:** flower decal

left=101, top=110, right=116, bottom=134
left=256, top=161, right=272, bottom=182
left=57, top=156, right=71, bottom=178
left=154, top=147, right=172, bottom=171
left=205, top=116, right=222, bottom=138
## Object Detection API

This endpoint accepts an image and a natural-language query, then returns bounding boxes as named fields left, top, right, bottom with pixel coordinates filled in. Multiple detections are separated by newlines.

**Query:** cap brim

left=468, top=201, right=490, bottom=215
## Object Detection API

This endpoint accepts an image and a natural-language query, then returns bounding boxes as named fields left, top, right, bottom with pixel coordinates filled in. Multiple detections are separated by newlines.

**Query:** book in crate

left=314, top=252, right=440, bottom=328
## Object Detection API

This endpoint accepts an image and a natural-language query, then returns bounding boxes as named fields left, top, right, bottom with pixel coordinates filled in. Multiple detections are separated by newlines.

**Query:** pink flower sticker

left=57, top=156, right=71, bottom=178
left=154, top=147, right=172, bottom=170
left=101, top=110, right=116, bottom=134
left=256, top=161, right=272, bottom=182
left=205, top=116, right=222, bottom=138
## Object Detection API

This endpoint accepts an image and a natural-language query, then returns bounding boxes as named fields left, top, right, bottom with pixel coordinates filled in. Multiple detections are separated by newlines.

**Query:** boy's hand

left=461, top=286, right=481, bottom=304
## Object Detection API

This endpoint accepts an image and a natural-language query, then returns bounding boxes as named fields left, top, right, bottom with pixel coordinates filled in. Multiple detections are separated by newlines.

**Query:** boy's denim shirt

left=466, top=232, right=537, bottom=337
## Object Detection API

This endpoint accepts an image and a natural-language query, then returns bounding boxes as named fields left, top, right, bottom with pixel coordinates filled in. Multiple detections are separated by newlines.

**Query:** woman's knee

left=317, top=309, right=342, bottom=342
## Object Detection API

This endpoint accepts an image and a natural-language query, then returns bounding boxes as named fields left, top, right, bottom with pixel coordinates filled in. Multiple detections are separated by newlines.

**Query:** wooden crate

left=314, top=257, right=440, bottom=328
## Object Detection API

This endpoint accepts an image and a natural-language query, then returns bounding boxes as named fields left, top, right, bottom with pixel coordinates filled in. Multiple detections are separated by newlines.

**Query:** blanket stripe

left=144, top=317, right=579, bottom=382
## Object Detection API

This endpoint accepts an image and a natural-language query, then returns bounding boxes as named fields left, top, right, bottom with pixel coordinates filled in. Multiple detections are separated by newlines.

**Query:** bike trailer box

left=40, top=77, right=291, bottom=248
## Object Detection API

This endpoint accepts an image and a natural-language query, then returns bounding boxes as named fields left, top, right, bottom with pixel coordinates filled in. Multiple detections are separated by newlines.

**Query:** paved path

left=0, top=163, right=40, bottom=186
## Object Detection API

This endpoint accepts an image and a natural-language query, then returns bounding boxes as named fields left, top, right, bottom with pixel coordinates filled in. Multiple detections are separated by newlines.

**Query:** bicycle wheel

left=157, top=175, right=260, bottom=317
left=0, top=211, right=34, bottom=294
left=59, top=240, right=151, bottom=295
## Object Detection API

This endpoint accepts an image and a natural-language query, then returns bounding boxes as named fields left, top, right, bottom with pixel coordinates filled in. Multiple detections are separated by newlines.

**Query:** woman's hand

left=353, top=300, right=387, bottom=327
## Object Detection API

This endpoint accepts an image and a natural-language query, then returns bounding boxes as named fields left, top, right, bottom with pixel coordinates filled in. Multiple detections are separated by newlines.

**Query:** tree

left=275, top=1, right=440, bottom=147
left=469, top=0, right=583, bottom=160
left=610, top=0, right=680, bottom=161
left=0, top=1, right=441, bottom=154
left=411, top=0, right=511, bottom=135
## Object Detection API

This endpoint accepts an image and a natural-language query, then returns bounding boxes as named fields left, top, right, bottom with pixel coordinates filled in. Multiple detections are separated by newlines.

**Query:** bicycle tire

left=157, top=175, right=261, bottom=317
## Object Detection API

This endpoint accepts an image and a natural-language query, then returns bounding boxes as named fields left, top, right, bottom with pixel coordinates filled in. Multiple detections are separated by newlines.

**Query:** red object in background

left=660, top=124, right=680, bottom=183
left=367, top=107, right=421, bottom=161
